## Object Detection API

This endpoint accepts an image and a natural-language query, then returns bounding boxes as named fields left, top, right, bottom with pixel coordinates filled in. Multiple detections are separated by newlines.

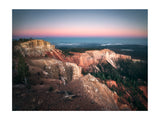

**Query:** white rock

left=42, top=71, right=48, bottom=76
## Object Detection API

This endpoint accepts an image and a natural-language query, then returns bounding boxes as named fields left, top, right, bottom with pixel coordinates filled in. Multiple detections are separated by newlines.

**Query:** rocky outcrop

left=138, top=86, right=148, bottom=98
left=27, top=59, right=120, bottom=110
left=45, top=49, right=65, bottom=61
left=66, top=49, right=132, bottom=69
left=67, top=74, right=119, bottom=110
left=15, top=39, right=56, bottom=57
left=106, top=80, right=118, bottom=88
left=29, top=58, right=82, bottom=82
left=20, top=39, right=54, bottom=49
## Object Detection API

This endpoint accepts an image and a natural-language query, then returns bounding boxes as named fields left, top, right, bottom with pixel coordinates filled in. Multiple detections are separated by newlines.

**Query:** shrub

left=40, top=81, right=44, bottom=85
left=116, top=59, right=147, bottom=81
left=127, top=97, right=131, bottom=103
left=48, top=86, right=53, bottom=92
left=13, top=53, right=30, bottom=84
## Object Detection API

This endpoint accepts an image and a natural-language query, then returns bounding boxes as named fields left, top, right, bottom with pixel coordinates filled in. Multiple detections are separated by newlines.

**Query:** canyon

left=13, top=39, right=146, bottom=110
left=16, top=39, right=139, bottom=70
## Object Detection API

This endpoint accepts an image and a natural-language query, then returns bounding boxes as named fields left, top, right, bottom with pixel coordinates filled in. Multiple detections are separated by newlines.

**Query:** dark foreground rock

left=13, top=74, right=119, bottom=110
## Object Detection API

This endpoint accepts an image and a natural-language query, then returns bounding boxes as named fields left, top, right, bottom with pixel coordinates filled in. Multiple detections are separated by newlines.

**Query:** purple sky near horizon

left=12, top=10, right=147, bottom=38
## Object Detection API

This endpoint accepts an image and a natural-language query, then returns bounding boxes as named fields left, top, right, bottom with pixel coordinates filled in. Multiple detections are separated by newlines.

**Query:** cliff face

left=14, top=40, right=141, bottom=76
left=15, top=39, right=56, bottom=57
left=15, top=40, right=137, bottom=70
left=20, top=39, right=54, bottom=49
left=29, top=58, right=82, bottom=82
left=66, top=49, right=132, bottom=69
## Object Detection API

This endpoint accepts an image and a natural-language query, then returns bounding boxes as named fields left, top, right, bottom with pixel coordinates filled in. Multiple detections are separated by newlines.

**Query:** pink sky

left=13, top=10, right=147, bottom=38
left=13, top=27, right=147, bottom=38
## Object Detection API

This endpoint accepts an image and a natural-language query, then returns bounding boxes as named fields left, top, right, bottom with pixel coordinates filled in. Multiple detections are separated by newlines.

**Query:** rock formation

left=29, top=58, right=82, bottom=82
left=20, top=39, right=54, bottom=49
left=15, top=39, right=140, bottom=70
left=66, top=49, right=132, bottom=69
left=15, top=39, right=56, bottom=57
left=66, top=73, right=119, bottom=110
left=106, top=80, right=118, bottom=88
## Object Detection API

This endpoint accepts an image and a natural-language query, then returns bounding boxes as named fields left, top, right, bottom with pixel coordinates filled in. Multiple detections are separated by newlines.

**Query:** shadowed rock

left=67, top=73, right=119, bottom=110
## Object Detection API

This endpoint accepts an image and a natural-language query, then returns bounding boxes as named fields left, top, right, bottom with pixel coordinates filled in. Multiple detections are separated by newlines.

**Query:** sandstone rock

left=15, top=40, right=140, bottom=70
left=30, top=58, right=82, bottom=82
left=119, top=104, right=131, bottom=110
left=42, top=71, right=48, bottom=76
left=87, top=64, right=101, bottom=73
left=15, top=39, right=56, bottom=57
left=138, top=86, right=148, bottom=98
left=20, top=39, right=54, bottom=49
left=106, top=80, right=118, bottom=88
left=67, top=74, right=119, bottom=110
left=66, top=49, right=134, bottom=70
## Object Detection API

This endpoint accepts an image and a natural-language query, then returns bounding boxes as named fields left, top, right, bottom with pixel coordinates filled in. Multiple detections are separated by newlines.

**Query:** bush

left=48, top=86, right=53, bottom=92
left=13, top=39, right=32, bottom=84
left=127, top=97, right=131, bottom=103
left=116, top=59, right=147, bottom=85
left=13, top=54, right=30, bottom=84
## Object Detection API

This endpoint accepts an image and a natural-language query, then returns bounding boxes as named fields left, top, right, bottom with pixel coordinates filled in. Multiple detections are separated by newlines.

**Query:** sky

left=12, top=10, right=147, bottom=38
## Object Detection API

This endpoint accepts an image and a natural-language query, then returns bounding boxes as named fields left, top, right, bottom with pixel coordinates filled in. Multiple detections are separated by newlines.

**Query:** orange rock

left=65, top=49, right=132, bottom=70
left=16, top=40, right=140, bottom=70
left=106, top=80, right=118, bottom=88
left=119, top=104, right=131, bottom=110
left=139, top=86, right=148, bottom=98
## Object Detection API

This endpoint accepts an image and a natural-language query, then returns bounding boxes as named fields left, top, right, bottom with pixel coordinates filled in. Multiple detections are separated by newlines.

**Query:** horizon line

left=13, top=35, right=148, bottom=40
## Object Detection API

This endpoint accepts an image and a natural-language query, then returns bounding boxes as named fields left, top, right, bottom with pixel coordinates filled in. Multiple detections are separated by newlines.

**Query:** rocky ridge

left=66, top=73, right=119, bottom=110
left=65, top=49, right=133, bottom=70
left=14, top=39, right=140, bottom=70
left=15, top=39, right=55, bottom=57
